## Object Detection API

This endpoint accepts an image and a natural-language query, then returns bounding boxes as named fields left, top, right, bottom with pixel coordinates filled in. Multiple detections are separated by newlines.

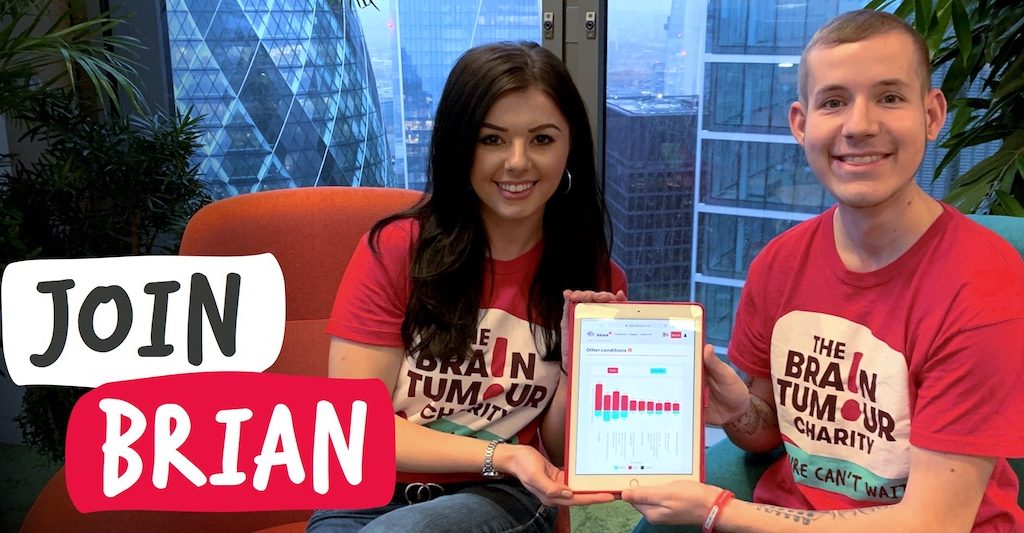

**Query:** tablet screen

left=574, top=315, right=698, bottom=476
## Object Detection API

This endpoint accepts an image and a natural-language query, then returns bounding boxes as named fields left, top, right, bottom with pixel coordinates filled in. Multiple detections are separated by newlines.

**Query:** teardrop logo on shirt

left=483, top=337, right=508, bottom=400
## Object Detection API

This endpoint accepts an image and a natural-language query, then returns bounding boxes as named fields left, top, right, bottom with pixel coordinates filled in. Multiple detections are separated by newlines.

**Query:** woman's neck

left=483, top=215, right=543, bottom=261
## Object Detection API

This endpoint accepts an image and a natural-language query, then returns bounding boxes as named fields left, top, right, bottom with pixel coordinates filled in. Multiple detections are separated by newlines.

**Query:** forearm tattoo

left=723, top=392, right=777, bottom=436
left=753, top=504, right=888, bottom=527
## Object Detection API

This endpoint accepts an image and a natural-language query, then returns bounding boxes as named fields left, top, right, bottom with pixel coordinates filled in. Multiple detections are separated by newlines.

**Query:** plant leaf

left=0, top=0, right=143, bottom=117
left=893, top=0, right=916, bottom=19
left=914, top=0, right=934, bottom=35
left=956, top=97, right=990, bottom=109
left=948, top=149, right=1010, bottom=189
left=864, top=0, right=897, bottom=9
left=996, top=15, right=1024, bottom=44
left=949, top=104, right=975, bottom=137
left=950, top=0, right=972, bottom=66
left=994, top=52, right=1024, bottom=98
left=943, top=122, right=1009, bottom=151
left=993, top=190, right=1024, bottom=217
left=945, top=180, right=991, bottom=213
left=940, top=53, right=970, bottom=97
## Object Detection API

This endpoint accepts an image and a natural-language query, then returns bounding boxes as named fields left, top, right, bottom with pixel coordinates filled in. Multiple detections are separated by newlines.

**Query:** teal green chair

left=634, top=213, right=1024, bottom=533
left=968, top=214, right=1024, bottom=256
left=968, top=214, right=1024, bottom=509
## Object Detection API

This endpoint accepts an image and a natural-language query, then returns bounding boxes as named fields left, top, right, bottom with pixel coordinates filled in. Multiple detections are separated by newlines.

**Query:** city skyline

left=167, top=0, right=990, bottom=350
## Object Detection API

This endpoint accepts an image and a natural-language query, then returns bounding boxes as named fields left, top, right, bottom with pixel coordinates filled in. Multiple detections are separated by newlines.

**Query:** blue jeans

left=307, top=480, right=558, bottom=533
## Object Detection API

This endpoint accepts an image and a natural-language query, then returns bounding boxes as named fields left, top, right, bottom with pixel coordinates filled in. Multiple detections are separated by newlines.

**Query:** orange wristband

left=702, top=489, right=735, bottom=533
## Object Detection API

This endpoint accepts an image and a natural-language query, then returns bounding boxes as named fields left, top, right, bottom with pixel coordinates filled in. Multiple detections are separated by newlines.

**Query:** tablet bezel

left=563, top=301, right=705, bottom=493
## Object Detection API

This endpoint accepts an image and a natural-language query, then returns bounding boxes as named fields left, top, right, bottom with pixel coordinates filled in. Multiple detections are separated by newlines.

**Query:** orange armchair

left=176, top=186, right=423, bottom=378
left=21, top=186, right=422, bottom=532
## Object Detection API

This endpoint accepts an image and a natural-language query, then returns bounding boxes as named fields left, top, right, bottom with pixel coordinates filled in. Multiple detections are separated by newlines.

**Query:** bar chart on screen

left=575, top=361, right=695, bottom=475
left=593, top=378, right=681, bottom=421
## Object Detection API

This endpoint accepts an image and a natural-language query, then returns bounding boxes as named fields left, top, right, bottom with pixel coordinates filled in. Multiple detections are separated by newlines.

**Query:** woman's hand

left=495, top=443, right=615, bottom=506
left=621, top=480, right=721, bottom=525
left=702, top=344, right=751, bottom=425
left=559, top=289, right=627, bottom=373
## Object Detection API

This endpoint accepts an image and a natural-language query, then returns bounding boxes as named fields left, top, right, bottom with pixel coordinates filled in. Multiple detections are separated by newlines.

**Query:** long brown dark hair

left=371, top=41, right=613, bottom=362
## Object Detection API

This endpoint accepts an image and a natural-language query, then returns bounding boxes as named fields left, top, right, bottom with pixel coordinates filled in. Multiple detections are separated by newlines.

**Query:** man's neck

left=833, top=188, right=943, bottom=273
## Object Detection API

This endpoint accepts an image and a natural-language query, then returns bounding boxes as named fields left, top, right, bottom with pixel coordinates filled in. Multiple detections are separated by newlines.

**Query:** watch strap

left=481, top=439, right=505, bottom=478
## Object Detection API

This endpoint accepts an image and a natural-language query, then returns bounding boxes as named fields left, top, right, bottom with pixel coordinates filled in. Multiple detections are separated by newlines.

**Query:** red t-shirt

left=328, top=218, right=627, bottom=482
left=729, top=203, right=1024, bottom=531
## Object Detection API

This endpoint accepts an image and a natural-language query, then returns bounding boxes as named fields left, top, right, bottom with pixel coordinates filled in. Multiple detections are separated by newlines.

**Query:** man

left=623, top=10, right=1024, bottom=532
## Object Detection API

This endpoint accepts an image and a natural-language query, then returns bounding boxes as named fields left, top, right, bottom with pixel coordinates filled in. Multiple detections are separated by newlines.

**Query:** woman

left=307, top=41, right=626, bottom=532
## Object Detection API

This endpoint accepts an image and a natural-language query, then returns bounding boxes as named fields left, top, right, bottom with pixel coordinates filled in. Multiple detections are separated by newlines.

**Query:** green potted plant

left=1, top=0, right=211, bottom=462
left=0, top=0, right=142, bottom=119
left=868, top=0, right=1024, bottom=216
left=3, top=94, right=210, bottom=462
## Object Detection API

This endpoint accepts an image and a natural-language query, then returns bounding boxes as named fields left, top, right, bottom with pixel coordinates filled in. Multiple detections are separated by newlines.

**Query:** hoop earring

left=562, top=169, right=573, bottom=194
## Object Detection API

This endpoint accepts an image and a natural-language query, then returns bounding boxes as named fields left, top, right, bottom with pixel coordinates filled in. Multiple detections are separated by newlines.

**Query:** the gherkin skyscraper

left=166, top=0, right=393, bottom=198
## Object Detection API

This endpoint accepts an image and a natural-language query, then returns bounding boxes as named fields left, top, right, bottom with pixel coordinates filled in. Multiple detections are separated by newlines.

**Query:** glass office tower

left=394, top=0, right=540, bottom=191
left=605, top=96, right=698, bottom=301
left=693, top=0, right=998, bottom=347
left=166, top=0, right=392, bottom=198
left=694, top=0, right=861, bottom=347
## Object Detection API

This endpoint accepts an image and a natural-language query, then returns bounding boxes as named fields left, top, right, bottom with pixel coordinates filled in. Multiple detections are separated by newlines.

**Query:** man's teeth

left=500, top=182, right=534, bottom=193
left=842, top=155, right=885, bottom=164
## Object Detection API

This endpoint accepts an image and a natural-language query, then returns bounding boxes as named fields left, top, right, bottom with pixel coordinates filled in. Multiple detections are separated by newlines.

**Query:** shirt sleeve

left=910, top=279, right=1024, bottom=458
left=326, top=223, right=413, bottom=347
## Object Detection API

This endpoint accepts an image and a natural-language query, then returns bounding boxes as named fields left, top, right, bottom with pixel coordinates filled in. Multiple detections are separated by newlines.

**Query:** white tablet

left=564, top=301, right=705, bottom=493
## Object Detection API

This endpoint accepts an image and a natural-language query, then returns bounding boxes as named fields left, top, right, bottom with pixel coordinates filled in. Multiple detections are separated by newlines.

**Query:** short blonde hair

left=798, top=10, right=932, bottom=103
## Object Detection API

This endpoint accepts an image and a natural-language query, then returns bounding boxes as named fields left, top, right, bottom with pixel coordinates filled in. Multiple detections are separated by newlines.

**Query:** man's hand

left=621, top=480, right=721, bottom=525
left=702, top=344, right=751, bottom=425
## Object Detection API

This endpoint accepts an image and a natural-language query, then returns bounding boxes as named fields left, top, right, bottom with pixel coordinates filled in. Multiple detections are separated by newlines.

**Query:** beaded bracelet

left=702, top=489, right=735, bottom=533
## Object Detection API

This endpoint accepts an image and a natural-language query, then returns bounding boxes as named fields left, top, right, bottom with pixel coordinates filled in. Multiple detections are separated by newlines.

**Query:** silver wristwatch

left=481, top=439, right=505, bottom=479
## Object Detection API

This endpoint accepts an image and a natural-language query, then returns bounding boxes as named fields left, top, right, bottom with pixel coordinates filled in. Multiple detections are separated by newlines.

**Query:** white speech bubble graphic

left=2, top=254, right=285, bottom=387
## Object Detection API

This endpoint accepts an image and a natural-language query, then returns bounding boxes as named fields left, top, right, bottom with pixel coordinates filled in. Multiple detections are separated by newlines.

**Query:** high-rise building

left=394, top=0, right=540, bottom=191
left=662, top=1, right=703, bottom=97
left=605, top=96, right=698, bottom=301
left=694, top=0, right=862, bottom=347
left=166, top=0, right=392, bottom=198
left=693, top=0, right=997, bottom=347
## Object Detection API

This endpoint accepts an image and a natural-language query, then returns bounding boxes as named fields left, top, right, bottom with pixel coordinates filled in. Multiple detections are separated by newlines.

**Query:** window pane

left=703, top=63, right=796, bottom=135
left=701, top=140, right=831, bottom=213
left=706, top=0, right=865, bottom=55
left=606, top=0, right=871, bottom=354
left=697, top=213, right=799, bottom=280
left=388, top=1, right=540, bottom=190
left=606, top=1, right=702, bottom=304
left=695, top=282, right=741, bottom=348
left=166, top=0, right=540, bottom=197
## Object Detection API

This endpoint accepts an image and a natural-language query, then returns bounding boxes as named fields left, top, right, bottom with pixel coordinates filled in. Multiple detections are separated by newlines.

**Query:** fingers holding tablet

left=621, top=480, right=721, bottom=525
left=563, top=289, right=627, bottom=304
left=500, top=444, right=616, bottom=507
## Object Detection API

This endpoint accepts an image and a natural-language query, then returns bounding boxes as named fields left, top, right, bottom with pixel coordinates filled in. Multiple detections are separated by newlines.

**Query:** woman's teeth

left=500, top=182, right=534, bottom=193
